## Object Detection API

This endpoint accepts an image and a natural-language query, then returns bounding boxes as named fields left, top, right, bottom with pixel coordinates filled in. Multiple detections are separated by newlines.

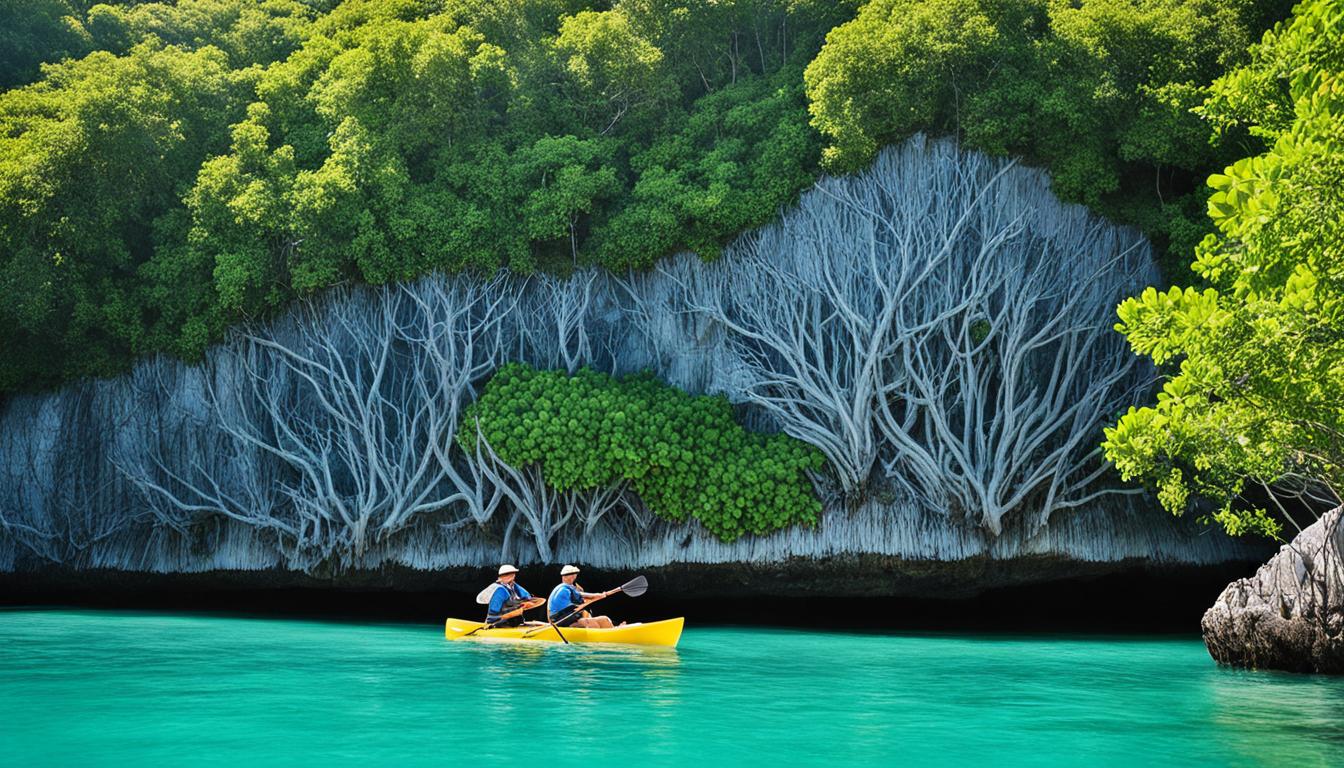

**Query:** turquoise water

left=1, top=609, right=1342, bottom=767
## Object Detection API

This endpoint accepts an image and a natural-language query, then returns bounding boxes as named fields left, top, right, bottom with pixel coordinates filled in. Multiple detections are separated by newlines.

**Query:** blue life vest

left=485, top=581, right=531, bottom=620
left=548, top=583, right=584, bottom=618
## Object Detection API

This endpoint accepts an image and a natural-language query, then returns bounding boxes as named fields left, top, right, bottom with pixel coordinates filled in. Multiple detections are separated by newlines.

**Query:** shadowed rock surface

left=1203, top=507, right=1344, bottom=674
left=2, top=558, right=1260, bottom=632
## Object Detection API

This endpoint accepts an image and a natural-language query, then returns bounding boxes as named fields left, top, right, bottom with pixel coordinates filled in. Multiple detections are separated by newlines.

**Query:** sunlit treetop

left=1104, top=0, right=1344, bottom=538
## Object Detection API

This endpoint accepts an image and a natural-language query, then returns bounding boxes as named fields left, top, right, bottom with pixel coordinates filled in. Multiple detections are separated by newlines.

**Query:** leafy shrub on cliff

left=458, top=364, right=825, bottom=541
left=1103, top=0, right=1344, bottom=538
left=0, top=0, right=92, bottom=89
left=1, top=0, right=319, bottom=91
left=0, top=41, right=255, bottom=390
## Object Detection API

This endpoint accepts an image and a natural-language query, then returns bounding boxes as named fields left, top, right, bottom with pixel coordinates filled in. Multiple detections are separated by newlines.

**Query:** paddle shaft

left=520, top=589, right=617, bottom=639
left=548, top=616, right=570, bottom=645
left=547, top=588, right=622, bottom=627
left=546, top=586, right=574, bottom=645
left=464, top=597, right=544, bottom=637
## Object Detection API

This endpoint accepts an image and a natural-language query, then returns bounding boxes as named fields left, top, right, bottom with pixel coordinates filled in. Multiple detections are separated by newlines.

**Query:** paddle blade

left=619, top=575, right=648, bottom=597
left=475, top=584, right=499, bottom=605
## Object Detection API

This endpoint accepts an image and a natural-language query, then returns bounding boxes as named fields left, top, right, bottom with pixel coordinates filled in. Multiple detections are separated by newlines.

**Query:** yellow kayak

left=444, top=617, right=684, bottom=648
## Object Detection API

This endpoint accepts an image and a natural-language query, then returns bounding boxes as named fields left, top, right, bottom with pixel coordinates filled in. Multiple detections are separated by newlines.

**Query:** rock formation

left=1203, top=507, right=1344, bottom=674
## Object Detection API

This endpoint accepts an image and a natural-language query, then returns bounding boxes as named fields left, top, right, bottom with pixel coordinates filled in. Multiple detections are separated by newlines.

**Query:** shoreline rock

left=1202, top=507, right=1344, bottom=674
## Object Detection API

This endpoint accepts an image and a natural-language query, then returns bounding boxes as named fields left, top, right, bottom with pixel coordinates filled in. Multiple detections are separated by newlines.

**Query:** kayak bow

left=444, top=617, right=683, bottom=648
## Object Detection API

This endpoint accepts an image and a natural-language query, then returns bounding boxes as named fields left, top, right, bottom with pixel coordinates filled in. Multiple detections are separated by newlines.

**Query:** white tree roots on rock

left=0, top=137, right=1257, bottom=573
left=660, top=142, right=1152, bottom=532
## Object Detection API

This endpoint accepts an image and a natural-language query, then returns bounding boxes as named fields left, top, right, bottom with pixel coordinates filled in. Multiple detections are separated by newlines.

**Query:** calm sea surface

left=1, top=608, right=1341, bottom=767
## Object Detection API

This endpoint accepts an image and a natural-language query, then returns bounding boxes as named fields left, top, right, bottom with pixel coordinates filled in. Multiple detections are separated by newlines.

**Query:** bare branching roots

left=655, top=141, right=1155, bottom=533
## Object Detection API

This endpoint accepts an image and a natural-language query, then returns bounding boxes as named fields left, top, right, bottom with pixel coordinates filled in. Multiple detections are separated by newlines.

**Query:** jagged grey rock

left=1202, top=507, right=1344, bottom=674
left=0, top=137, right=1268, bottom=584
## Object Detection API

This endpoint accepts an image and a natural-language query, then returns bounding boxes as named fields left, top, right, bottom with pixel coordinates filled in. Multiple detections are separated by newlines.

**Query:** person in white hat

left=481, top=564, right=540, bottom=627
left=547, top=565, right=616, bottom=628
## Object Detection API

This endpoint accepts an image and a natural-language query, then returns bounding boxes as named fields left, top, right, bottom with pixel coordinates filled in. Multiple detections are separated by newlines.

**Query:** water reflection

left=1204, top=666, right=1344, bottom=765
left=443, top=634, right=683, bottom=754
left=447, top=636, right=680, bottom=669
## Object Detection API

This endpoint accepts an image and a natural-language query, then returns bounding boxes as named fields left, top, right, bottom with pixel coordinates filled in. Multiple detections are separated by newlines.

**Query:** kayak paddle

left=547, top=616, right=571, bottom=645
left=463, top=597, right=545, bottom=637
left=616, top=575, right=648, bottom=597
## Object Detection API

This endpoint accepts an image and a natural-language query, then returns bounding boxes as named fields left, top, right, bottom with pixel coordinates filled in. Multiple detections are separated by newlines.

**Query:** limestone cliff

left=0, top=138, right=1267, bottom=591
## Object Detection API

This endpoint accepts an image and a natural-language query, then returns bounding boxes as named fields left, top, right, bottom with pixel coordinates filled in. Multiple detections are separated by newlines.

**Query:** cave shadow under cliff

left=1, top=560, right=1261, bottom=635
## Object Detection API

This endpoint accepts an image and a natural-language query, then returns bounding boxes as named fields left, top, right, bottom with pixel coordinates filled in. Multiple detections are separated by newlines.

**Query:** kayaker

left=483, top=564, right=534, bottom=628
left=548, top=565, right=616, bottom=628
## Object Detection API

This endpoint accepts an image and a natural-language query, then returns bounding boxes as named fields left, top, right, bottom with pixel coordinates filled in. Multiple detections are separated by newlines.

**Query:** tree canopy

left=804, top=0, right=1295, bottom=266
left=1, top=0, right=848, bottom=393
left=0, top=0, right=1293, bottom=395
left=1103, top=0, right=1344, bottom=538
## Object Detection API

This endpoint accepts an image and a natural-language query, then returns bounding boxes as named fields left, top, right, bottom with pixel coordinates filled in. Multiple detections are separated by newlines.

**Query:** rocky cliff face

left=0, top=137, right=1268, bottom=593
left=1203, top=507, right=1344, bottom=674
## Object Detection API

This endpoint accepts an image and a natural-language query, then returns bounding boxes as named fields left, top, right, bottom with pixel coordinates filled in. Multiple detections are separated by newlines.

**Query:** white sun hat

left=560, top=564, right=581, bottom=576
left=498, top=564, right=519, bottom=575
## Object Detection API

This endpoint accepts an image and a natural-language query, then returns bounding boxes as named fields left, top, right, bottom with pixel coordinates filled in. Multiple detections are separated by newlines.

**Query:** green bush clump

left=1103, top=0, right=1344, bottom=539
left=458, top=363, right=825, bottom=541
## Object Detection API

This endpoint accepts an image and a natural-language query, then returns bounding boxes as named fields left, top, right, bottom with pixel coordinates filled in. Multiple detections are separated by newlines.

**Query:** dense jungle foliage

left=1105, top=0, right=1344, bottom=539
left=0, top=0, right=1295, bottom=395
left=459, top=364, right=825, bottom=541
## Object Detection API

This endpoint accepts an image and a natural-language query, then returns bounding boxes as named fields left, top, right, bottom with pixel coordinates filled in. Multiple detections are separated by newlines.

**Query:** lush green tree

left=512, top=135, right=620, bottom=262
left=459, top=364, right=825, bottom=541
left=183, top=104, right=297, bottom=317
left=0, top=0, right=92, bottom=89
left=803, top=0, right=1000, bottom=169
left=804, top=0, right=1294, bottom=262
left=1103, top=0, right=1344, bottom=538
left=0, top=41, right=250, bottom=389
left=553, top=8, right=668, bottom=134
left=594, top=71, right=818, bottom=268
left=84, top=0, right=316, bottom=66
left=306, top=19, right=509, bottom=163
left=132, top=0, right=837, bottom=367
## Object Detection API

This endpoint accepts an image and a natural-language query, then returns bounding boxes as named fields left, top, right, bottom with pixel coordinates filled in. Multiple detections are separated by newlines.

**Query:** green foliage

left=804, top=0, right=1295, bottom=267
left=595, top=71, right=820, bottom=268
left=85, top=0, right=317, bottom=67
left=0, top=0, right=317, bottom=90
left=0, top=0, right=1294, bottom=396
left=1, top=0, right=849, bottom=395
left=554, top=8, right=669, bottom=133
left=459, top=364, right=825, bottom=541
left=513, top=135, right=620, bottom=262
left=804, top=0, right=1000, bottom=168
left=0, top=40, right=252, bottom=390
left=1103, top=0, right=1344, bottom=539
left=0, top=0, right=92, bottom=89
